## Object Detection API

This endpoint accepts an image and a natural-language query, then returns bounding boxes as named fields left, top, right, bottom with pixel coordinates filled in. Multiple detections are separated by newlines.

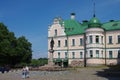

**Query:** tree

left=0, top=23, right=32, bottom=67
left=17, top=36, right=32, bottom=64
left=30, top=58, right=48, bottom=67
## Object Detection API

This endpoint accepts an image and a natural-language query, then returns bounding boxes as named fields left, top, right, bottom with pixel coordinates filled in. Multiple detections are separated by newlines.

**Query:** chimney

left=109, top=20, right=114, bottom=22
left=82, top=20, right=88, bottom=25
left=71, top=13, right=75, bottom=20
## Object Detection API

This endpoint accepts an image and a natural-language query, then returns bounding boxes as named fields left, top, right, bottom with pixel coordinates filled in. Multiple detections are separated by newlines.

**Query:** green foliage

left=0, top=23, right=32, bottom=67
left=30, top=58, right=48, bottom=67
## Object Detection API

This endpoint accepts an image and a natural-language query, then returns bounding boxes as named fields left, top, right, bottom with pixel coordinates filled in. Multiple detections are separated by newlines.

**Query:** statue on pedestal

left=49, top=37, right=54, bottom=65
left=50, top=37, right=54, bottom=50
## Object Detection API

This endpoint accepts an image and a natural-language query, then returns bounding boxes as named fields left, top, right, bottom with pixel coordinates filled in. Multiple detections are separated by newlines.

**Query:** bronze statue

left=50, top=37, right=54, bottom=50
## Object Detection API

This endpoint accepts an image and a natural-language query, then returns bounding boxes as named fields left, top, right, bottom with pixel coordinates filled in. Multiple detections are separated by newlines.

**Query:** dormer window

left=54, top=29, right=57, bottom=36
left=112, top=23, right=118, bottom=26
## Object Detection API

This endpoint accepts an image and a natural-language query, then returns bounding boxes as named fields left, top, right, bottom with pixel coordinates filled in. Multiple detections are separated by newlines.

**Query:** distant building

left=48, top=13, right=120, bottom=67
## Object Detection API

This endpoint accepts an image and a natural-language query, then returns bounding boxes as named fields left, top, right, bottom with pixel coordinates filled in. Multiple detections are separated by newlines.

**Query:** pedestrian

left=25, top=66, right=29, bottom=78
left=22, top=67, right=26, bottom=79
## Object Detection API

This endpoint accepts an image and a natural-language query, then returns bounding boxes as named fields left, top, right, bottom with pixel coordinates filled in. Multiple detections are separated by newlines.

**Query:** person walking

left=25, top=66, right=29, bottom=78
left=22, top=67, right=26, bottom=79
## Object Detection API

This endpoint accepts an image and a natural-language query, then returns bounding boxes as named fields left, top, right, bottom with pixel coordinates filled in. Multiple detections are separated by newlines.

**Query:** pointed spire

left=93, top=1, right=96, bottom=17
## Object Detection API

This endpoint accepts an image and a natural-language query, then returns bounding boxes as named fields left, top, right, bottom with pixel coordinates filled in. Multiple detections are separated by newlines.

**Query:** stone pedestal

left=48, top=49, right=54, bottom=65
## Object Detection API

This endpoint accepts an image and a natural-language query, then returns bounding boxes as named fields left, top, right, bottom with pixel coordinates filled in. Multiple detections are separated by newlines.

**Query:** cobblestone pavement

left=0, top=67, right=120, bottom=80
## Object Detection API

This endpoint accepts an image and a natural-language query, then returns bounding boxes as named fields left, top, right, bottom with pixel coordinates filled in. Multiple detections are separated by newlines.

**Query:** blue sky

left=0, top=0, right=120, bottom=59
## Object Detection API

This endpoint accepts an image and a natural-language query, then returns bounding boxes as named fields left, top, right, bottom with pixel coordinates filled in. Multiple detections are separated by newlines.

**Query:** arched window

left=54, top=29, right=57, bottom=36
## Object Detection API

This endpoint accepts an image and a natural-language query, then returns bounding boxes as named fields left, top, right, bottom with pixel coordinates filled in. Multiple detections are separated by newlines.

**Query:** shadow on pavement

left=95, top=65, right=120, bottom=80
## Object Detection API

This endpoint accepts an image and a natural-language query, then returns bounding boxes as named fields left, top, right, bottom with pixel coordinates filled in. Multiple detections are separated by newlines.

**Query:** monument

left=48, top=37, right=54, bottom=65
left=38, top=37, right=63, bottom=71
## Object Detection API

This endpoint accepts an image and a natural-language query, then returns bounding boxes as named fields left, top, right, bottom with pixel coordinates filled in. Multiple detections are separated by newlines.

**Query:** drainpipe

left=67, top=35, right=69, bottom=64
left=84, top=33, right=87, bottom=67
left=104, top=31, right=107, bottom=65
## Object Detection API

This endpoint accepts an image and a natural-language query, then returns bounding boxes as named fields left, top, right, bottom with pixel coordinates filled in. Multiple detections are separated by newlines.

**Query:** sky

left=0, top=0, right=120, bottom=59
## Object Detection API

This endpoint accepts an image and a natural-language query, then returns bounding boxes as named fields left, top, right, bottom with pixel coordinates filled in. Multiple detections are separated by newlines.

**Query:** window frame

left=109, top=36, right=112, bottom=44
left=118, top=50, right=120, bottom=58
left=58, top=40, right=60, bottom=47
left=96, top=50, right=99, bottom=58
left=58, top=52, right=60, bottom=58
left=118, top=35, right=120, bottom=44
left=65, top=40, right=68, bottom=47
left=89, top=36, right=93, bottom=43
left=65, top=52, right=68, bottom=58
left=109, top=51, right=113, bottom=59
left=90, top=50, right=93, bottom=58
left=54, top=29, right=57, bottom=36
left=96, top=35, right=99, bottom=43
left=80, top=38, right=83, bottom=46
left=72, top=52, right=75, bottom=59
left=80, top=52, right=83, bottom=59
left=72, top=39, right=75, bottom=46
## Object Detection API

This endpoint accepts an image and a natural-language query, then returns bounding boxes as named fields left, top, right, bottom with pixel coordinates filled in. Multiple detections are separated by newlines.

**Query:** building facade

left=48, top=13, right=120, bottom=67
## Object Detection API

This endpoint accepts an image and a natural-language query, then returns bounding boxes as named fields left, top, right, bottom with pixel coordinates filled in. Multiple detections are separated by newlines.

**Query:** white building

left=48, top=13, right=120, bottom=67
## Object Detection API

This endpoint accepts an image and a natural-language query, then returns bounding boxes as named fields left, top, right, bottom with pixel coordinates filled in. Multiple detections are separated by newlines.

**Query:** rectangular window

left=109, top=51, right=112, bottom=58
left=80, top=52, right=83, bottom=58
left=96, top=50, right=99, bottom=58
left=72, top=52, right=75, bottom=59
left=58, top=52, right=60, bottom=58
left=89, top=36, right=93, bottom=43
left=96, top=36, right=99, bottom=43
left=101, top=36, right=103, bottom=44
left=101, top=51, right=103, bottom=58
left=90, top=50, right=93, bottom=58
left=72, top=39, right=75, bottom=46
left=118, top=35, right=120, bottom=43
left=80, top=38, right=83, bottom=46
left=118, top=50, right=120, bottom=58
left=109, top=36, right=112, bottom=44
left=65, top=52, right=68, bottom=58
left=58, top=40, right=60, bottom=47
left=65, top=40, right=68, bottom=47
left=54, top=29, right=57, bottom=36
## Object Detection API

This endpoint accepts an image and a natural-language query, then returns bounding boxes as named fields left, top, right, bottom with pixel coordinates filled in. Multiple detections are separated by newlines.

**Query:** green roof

left=64, top=18, right=120, bottom=36
left=102, top=20, right=120, bottom=31
left=88, top=17, right=101, bottom=28
left=89, top=17, right=101, bottom=24
left=64, top=19, right=87, bottom=36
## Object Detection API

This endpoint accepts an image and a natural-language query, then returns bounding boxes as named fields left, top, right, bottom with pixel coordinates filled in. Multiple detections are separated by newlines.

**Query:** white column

left=99, top=35, right=101, bottom=44
left=93, top=35, right=95, bottom=44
